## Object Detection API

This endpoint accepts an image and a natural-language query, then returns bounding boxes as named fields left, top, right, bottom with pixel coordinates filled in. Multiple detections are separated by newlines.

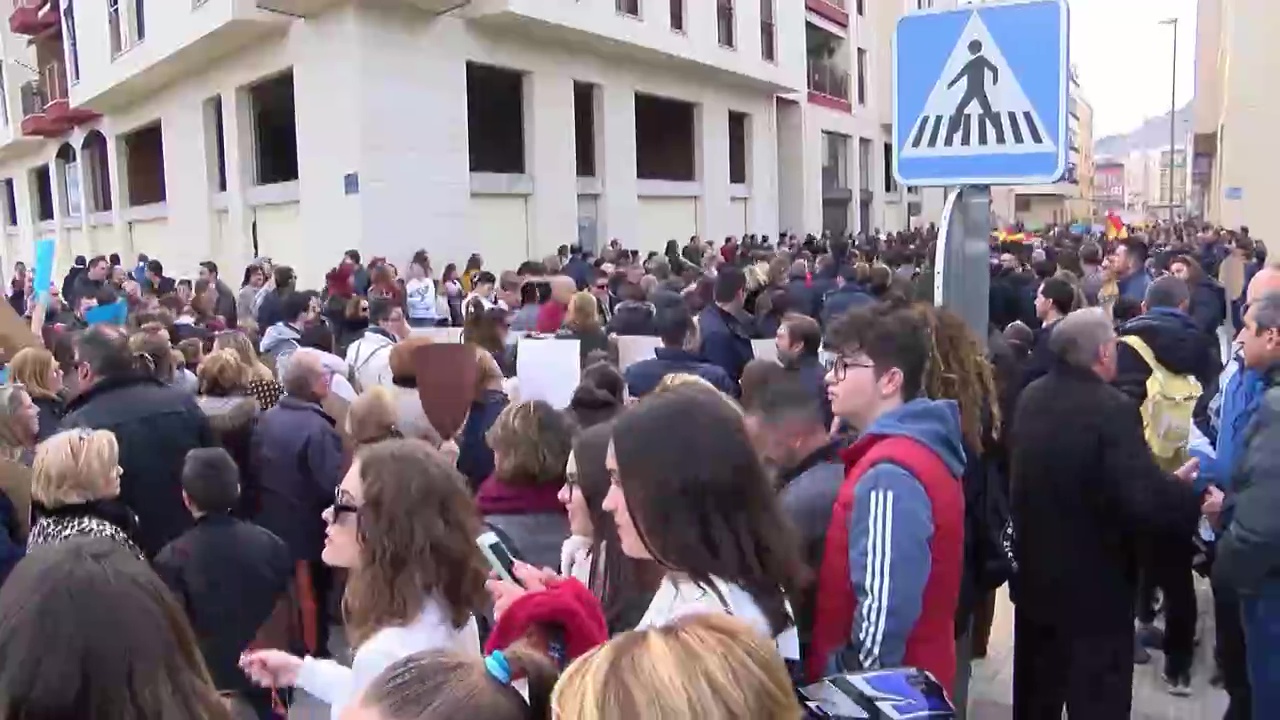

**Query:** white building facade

left=0, top=0, right=943, bottom=286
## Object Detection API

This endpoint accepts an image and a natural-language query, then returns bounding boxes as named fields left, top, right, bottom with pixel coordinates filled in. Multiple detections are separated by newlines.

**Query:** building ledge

left=806, top=0, right=849, bottom=28
left=637, top=180, right=700, bottom=198
left=808, top=90, right=851, bottom=113
left=471, top=172, right=533, bottom=196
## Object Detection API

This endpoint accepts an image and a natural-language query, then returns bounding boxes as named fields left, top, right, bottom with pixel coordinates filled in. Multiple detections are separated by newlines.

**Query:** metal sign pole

left=934, top=185, right=991, bottom=347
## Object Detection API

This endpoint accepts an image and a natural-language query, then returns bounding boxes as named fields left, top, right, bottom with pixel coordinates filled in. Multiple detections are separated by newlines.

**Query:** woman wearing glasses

left=240, top=439, right=490, bottom=720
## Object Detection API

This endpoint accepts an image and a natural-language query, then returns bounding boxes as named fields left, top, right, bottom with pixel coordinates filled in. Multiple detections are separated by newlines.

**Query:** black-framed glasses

left=332, top=487, right=359, bottom=522
left=830, top=356, right=876, bottom=383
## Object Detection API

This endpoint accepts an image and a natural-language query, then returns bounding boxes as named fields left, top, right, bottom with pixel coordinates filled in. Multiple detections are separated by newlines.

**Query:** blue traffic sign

left=893, top=0, right=1069, bottom=187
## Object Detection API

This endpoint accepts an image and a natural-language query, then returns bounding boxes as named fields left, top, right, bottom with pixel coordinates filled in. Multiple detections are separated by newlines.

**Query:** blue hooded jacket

left=838, top=398, right=966, bottom=672
left=1191, top=351, right=1266, bottom=494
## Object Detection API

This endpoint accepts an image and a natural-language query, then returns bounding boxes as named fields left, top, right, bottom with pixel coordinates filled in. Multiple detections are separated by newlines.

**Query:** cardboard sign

left=616, top=335, right=662, bottom=371
left=410, top=326, right=464, bottom=344
left=517, top=337, right=580, bottom=409
left=31, top=238, right=53, bottom=303
left=751, top=339, right=780, bottom=363
left=0, top=301, right=41, bottom=360
left=412, top=343, right=478, bottom=440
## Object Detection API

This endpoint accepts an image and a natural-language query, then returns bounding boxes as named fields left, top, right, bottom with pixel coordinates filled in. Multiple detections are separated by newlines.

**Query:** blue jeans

left=1240, top=581, right=1280, bottom=717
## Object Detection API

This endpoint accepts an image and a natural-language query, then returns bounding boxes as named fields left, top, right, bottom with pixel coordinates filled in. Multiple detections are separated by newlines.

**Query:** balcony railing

left=809, top=61, right=850, bottom=101
left=41, top=62, right=66, bottom=105
left=19, top=79, right=45, bottom=118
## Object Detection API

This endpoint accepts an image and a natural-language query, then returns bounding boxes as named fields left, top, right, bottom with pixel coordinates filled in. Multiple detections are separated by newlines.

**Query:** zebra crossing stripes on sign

left=899, top=11, right=1055, bottom=159
left=893, top=0, right=1068, bottom=186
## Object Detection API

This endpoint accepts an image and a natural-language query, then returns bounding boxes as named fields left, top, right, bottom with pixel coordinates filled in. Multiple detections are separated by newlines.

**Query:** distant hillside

left=1094, top=103, right=1193, bottom=157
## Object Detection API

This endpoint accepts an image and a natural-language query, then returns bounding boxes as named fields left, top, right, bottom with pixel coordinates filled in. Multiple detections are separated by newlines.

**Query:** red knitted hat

left=483, top=578, right=609, bottom=664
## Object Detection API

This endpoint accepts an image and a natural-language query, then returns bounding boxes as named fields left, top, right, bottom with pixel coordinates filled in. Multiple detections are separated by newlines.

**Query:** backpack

left=346, top=339, right=391, bottom=394
left=1119, top=336, right=1202, bottom=471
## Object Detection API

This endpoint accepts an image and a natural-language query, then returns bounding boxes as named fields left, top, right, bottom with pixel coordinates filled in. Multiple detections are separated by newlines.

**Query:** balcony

left=806, top=0, right=848, bottom=28
left=41, top=61, right=97, bottom=125
left=10, top=0, right=56, bottom=36
left=19, top=80, right=70, bottom=138
left=808, top=61, right=851, bottom=112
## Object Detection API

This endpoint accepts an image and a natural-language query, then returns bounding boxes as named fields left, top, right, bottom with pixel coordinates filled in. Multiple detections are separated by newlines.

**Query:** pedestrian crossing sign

left=893, top=0, right=1069, bottom=187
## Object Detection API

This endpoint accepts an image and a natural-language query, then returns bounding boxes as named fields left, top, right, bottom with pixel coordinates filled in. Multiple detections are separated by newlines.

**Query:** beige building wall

left=1193, top=0, right=1280, bottom=238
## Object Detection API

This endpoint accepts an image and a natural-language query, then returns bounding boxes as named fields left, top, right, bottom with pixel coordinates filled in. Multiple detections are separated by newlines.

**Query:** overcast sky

left=1066, top=0, right=1197, bottom=138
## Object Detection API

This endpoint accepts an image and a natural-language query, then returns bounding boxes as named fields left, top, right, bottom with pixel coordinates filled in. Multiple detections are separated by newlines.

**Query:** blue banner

left=31, top=238, right=54, bottom=303
left=84, top=301, right=127, bottom=326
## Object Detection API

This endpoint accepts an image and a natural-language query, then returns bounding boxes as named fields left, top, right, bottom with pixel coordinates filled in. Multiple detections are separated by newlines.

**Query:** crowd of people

left=0, top=221, right=1270, bottom=720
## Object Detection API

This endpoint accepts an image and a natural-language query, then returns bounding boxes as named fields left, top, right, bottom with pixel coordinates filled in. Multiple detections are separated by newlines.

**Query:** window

left=0, top=67, right=7, bottom=128
left=883, top=142, right=897, bottom=194
left=81, top=130, right=112, bottom=213
left=1015, top=196, right=1031, bottom=213
left=717, top=0, right=735, bottom=48
left=108, top=0, right=123, bottom=55
left=856, top=48, right=867, bottom=105
left=821, top=131, right=848, bottom=189
left=728, top=111, right=748, bottom=184
left=856, top=0, right=863, bottom=16
left=573, top=82, right=597, bottom=178
left=1, top=180, right=15, bottom=227
left=63, top=1, right=79, bottom=83
left=56, top=144, right=81, bottom=218
left=467, top=63, right=526, bottom=174
left=760, top=0, right=775, bottom=62
left=205, top=96, right=227, bottom=192
left=31, top=165, right=54, bottom=222
left=248, top=72, right=299, bottom=185
left=616, top=0, right=639, bottom=17
left=669, top=0, right=684, bottom=31
left=109, top=0, right=143, bottom=57
left=857, top=137, right=872, bottom=192
left=635, top=93, right=696, bottom=182
left=123, top=122, right=166, bottom=206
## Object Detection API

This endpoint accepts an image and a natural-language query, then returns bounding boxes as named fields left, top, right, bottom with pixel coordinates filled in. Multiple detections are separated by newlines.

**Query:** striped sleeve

left=845, top=464, right=935, bottom=671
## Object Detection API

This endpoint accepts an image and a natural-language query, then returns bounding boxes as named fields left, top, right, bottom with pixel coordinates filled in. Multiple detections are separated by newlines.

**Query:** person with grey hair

left=1215, top=290, right=1280, bottom=713
left=249, top=348, right=344, bottom=657
left=1110, top=274, right=1221, bottom=691
left=1009, top=305, right=1211, bottom=716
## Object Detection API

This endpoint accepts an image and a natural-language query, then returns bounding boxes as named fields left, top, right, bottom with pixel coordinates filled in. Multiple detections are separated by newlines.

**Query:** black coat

left=250, top=397, right=344, bottom=563
left=61, top=375, right=212, bottom=557
left=32, top=394, right=65, bottom=443
left=154, top=514, right=293, bottom=692
left=1010, top=362, right=1202, bottom=633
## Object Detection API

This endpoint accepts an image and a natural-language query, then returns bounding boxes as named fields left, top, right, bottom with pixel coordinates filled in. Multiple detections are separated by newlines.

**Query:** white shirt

left=405, top=277, right=439, bottom=321
left=636, top=574, right=799, bottom=661
left=462, top=292, right=509, bottom=317
left=296, top=600, right=480, bottom=720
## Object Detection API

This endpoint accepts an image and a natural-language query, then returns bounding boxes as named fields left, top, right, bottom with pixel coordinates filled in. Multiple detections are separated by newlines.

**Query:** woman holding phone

left=240, top=439, right=489, bottom=719
left=489, top=386, right=806, bottom=660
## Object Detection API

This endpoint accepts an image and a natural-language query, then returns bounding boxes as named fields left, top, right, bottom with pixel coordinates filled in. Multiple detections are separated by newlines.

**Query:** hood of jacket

left=197, top=395, right=259, bottom=431
left=260, top=323, right=301, bottom=355
left=310, top=349, right=348, bottom=374
left=1118, top=307, right=1211, bottom=376
left=614, top=300, right=655, bottom=317
left=858, top=397, right=967, bottom=477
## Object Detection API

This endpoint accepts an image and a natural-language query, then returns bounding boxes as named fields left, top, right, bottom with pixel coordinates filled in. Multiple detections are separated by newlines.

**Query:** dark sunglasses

left=332, top=487, right=359, bottom=521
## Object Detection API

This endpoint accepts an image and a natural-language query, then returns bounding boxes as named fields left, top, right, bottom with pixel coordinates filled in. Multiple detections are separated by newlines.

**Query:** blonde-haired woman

left=555, top=292, right=609, bottom=364
left=28, top=429, right=141, bottom=558
left=196, top=349, right=261, bottom=516
left=345, top=386, right=403, bottom=447
left=213, top=330, right=283, bottom=410
left=0, top=385, right=39, bottom=546
left=553, top=613, right=801, bottom=720
left=8, top=347, right=65, bottom=441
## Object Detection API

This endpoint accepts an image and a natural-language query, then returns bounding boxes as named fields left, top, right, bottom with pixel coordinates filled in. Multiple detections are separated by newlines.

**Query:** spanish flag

left=1105, top=212, right=1127, bottom=240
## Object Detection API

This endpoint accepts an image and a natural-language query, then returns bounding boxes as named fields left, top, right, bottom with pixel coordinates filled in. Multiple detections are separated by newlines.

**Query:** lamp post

left=1160, top=17, right=1178, bottom=224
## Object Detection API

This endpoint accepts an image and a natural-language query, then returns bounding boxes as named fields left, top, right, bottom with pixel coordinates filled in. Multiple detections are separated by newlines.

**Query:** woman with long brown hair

left=0, top=537, right=233, bottom=720
left=914, top=304, right=1007, bottom=706
left=241, top=439, right=489, bottom=720
left=555, top=292, right=609, bottom=363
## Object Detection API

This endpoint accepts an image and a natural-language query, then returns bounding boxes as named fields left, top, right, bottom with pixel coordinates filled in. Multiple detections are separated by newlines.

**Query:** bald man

left=1193, top=260, right=1280, bottom=719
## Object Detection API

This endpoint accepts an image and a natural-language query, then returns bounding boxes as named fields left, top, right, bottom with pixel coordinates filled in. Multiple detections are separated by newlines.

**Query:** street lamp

left=1160, top=17, right=1178, bottom=224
